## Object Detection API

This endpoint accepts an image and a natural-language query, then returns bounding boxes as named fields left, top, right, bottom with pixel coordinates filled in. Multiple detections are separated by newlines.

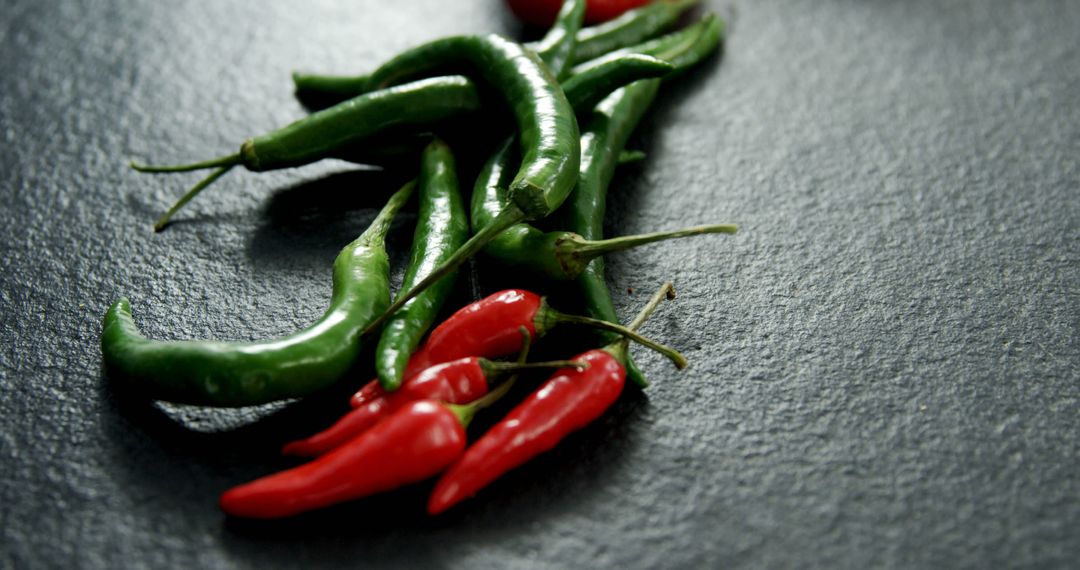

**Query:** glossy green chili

left=99, top=181, right=414, bottom=407
left=471, top=16, right=727, bottom=282
left=133, top=77, right=481, bottom=231
left=355, top=33, right=580, bottom=221
left=570, top=0, right=699, bottom=64
left=531, top=0, right=586, bottom=79
left=375, top=139, right=468, bottom=391
left=570, top=12, right=722, bottom=81
left=358, top=33, right=585, bottom=334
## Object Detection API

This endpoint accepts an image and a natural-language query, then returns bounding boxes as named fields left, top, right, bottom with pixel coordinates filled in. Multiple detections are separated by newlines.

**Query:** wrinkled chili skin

left=221, top=400, right=466, bottom=519
left=375, top=139, right=468, bottom=391
left=99, top=182, right=412, bottom=407
left=283, top=357, right=491, bottom=457
left=428, top=349, right=625, bottom=515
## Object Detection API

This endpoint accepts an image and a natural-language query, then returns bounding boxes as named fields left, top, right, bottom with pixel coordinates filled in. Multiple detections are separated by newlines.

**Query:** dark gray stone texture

left=1, top=0, right=1077, bottom=568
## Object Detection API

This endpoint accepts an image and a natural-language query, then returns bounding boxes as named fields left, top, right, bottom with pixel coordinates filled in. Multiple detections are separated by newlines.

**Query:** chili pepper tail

left=280, top=399, right=390, bottom=457
left=575, top=263, right=648, bottom=387
left=222, top=400, right=466, bottom=519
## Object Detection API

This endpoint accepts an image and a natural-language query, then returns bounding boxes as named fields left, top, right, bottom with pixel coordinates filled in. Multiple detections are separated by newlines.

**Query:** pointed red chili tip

left=221, top=400, right=467, bottom=519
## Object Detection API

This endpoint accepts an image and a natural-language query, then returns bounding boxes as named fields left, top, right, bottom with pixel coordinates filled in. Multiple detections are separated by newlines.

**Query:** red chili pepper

left=427, top=283, right=682, bottom=515
left=221, top=378, right=519, bottom=519
left=505, top=0, right=652, bottom=26
left=351, top=289, right=675, bottom=407
left=282, top=355, right=584, bottom=457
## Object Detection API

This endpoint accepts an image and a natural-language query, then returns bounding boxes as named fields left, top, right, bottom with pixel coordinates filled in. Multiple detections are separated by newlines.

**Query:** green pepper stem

left=629, top=282, right=676, bottom=331
left=362, top=205, right=527, bottom=336
left=130, top=152, right=242, bottom=173
left=152, top=165, right=236, bottom=232
left=447, top=379, right=516, bottom=427
left=549, top=309, right=685, bottom=369
left=565, top=223, right=737, bottom=262
left=616, top=150, right=647, bottom=165
left=606, top=282, right=679, bottom=366
left=480, top=359, right=588, bottom=379
left=516, top=326, right=532, bottom=364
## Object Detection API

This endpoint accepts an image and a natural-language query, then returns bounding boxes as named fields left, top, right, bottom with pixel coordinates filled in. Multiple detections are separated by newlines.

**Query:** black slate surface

left=2, top=0, right=1078, bottom=568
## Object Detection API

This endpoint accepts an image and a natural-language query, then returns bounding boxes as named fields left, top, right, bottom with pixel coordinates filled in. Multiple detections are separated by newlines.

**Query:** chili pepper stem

left=630, top=281, right=677, bottom=330
left=606, top=281, right=679, bottom=365
left=479, top=359, right=588, bottom=378
left=130, top=152, right=242, bottom=173
left=616, top=150, right=647, bottom=165
left=537, top=302, right=685, bottom=369
left=446, top=379, right=516, bottom=427
left=362, top=205, right=527, bottom=336
left=151, top=165, right=236, bottom=232
left=555, top=224, right=736, bottom=276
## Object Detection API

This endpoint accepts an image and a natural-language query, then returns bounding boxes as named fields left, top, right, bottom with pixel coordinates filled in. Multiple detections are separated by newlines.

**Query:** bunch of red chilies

left=220, top=285, right=687, bottom=518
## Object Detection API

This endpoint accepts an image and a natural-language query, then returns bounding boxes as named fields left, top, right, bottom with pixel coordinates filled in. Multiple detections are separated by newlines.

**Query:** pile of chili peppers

left=102, top=0, right=736, bottom=518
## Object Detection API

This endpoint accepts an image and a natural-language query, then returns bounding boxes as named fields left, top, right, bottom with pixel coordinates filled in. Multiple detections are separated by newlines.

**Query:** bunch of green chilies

left=102, top=0, right=735, bottom=518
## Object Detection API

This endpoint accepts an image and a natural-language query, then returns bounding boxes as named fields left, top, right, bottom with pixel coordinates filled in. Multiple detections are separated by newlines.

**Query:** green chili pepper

left=99, top=181, right=414, bottom=407
left=375, top=138, right=468, bottom=391
left=354, top=33, right=581, bottom=222
left=560, top=53, right=675, bottom=111
left=570, top=12, right=723, bottom=80
left=570, top=0, right=699, bottom=64
left=472, top=16, right=730, bottom=283
left=357, top=33, right=588, bottom=334
left=531, top=0, right=586, bottom=79
left=291, top=0, right=697, bottom=109
left=132, top=77, right=481, bottom=232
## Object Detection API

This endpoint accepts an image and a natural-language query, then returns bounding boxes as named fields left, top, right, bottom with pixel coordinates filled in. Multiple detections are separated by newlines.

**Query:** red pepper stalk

left=427, top=282, right=680, bottom=516
left=219, top=381, right=520, bottom=519
left=281, top=355, right=586, bottom=457
left=352, top=288, right=682, bottom=407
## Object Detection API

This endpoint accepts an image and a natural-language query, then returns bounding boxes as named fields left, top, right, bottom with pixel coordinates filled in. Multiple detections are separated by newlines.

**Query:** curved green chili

left=357, top=33, right=584, bottom=334
left=375, top=139, right=468, bottom=391
left=364, top=34, right=580, bottom=219
left=100, top=181, right=414, bottom=407
left=471, top=16, right=728, bottom=282
left=561, top=54, right=675, bottom=112
left=570, top=13, right=722, bottom=81
left=133, top=77, right=481, bottom=231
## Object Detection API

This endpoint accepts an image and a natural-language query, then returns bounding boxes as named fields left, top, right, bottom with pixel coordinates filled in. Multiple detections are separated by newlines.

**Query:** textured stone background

left=1, top=0, right=1077, bottom=568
